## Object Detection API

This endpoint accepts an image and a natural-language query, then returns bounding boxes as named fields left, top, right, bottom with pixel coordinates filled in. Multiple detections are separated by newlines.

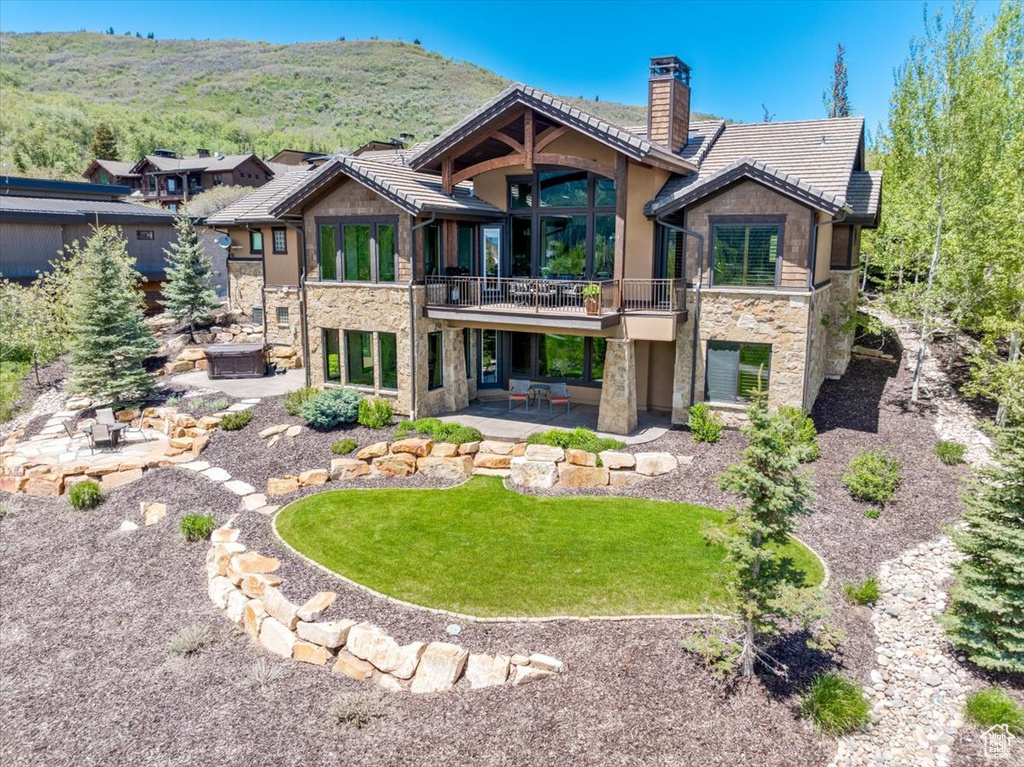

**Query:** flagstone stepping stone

left=285, top=425, right=302, bottom=438
left=119, top=520, right=139, bottom=532
left=259, top=424, right=289, bottom=439
left=182, top=460, right=211, bottom=472
left=255, top=504, right=279, bottom=516
left=224, top=479, right=256, bottom=496
left=226, top=403, right=252, bottom=412
left=242, top=493, right=268, bottom=512
left=202, top=467, right=231, bottom=482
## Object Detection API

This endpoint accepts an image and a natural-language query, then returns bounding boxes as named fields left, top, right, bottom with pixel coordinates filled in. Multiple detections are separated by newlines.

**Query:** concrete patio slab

left=170, top=368, right=304, bottom=399
left=437, top=401, right=671, bottom=445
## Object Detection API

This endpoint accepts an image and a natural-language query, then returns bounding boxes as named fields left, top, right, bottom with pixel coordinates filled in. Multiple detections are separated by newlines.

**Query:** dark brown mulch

left=0, top=471, right=831, bottom=767
left=950, top=669, right=1024, bottom=767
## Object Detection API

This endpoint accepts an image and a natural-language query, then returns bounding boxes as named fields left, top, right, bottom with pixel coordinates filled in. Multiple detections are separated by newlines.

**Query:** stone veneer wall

left=208, top=522, right=564, bottom=692
left=671, top=290, right=812, bottom=425
left=823, top=269, right=860, bottom=377
left=597, top=339, right=638, bottom=435
left=227, top=260, right=263, bottom=318
left=263, top=286, right=304, bottom=368
left=804, top=284, right=832, bottom=410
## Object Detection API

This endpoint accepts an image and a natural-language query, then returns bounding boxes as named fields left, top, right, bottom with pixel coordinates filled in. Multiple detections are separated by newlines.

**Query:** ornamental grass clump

left=965, top=688, right=1024, bottom=734
left=934, top=440, right=967, bottom=465
left=219, top=409, right=253, bottom=431
left=800, top=673, right=870, bottom=734
left=167, top=623, right=212, bottom=656
left=301, top=388, right=363, bottom=430
left=842, top=576, right=880, bottom=606
left=68, top=480, right=103, bottom=510
left=688, top=403, right=723, bottom=443
left=842, top=449, right=902, bottom=503
left=357, top=397, right=394, bottom=429
left=179, top=513, right=216, bottom=542
left=284, top=386, right=320, bottom=416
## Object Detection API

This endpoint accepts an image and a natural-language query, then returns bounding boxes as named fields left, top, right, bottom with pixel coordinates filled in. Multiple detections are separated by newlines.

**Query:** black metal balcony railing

left=425, top=276, right=686, bottom=315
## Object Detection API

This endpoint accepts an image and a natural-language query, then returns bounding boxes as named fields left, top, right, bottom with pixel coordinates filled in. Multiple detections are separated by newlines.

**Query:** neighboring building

left=0, top=175, right=177, bottom=305
left=217, top=55, right=881, bottom=434
left=84, top=149, right=276, bottom=211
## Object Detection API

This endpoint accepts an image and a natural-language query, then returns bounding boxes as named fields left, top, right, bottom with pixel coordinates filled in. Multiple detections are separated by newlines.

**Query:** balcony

left=423, top=276, right=687, bottom=331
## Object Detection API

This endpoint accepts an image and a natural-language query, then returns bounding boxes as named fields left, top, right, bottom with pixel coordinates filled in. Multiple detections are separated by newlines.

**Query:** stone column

left=597, top=338, right=638, bottom=435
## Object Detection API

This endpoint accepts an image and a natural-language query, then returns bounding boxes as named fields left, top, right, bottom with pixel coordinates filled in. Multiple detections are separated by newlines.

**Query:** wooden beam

left=451, top=154, right=525, bottom=185
left=533, top=126, right=566, bottom=154
left=613, top=154, right=628, bottom=282
left=492, top=132, right=524, bottom=154
left=524, top=110, right=534, bottom=171
left=441, top=157, right=453, bottom=195
left=436, top=107, right=525, bottom=167
left=533, top=153, right=615, bottom=180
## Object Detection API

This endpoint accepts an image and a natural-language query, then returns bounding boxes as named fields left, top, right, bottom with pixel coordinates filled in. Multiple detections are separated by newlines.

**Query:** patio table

left=81, top=423, right=127, bottom=441
left=529, top=382, right=551, bottom=406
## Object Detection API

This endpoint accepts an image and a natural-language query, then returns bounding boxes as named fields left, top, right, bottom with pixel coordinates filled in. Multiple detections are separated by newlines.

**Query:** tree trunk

left=947, top=326, right=959, bottom=373
left=740, top=529, right=764, bottom=679
left=912, top=167, right=944, bottom=403
left=32, top=347, right=41, bottom=386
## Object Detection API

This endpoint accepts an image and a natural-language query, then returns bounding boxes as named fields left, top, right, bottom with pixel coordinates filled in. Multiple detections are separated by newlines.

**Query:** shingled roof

left=647, top=116, right=869, bottom=217
left=131, top=153, right=274, bottom=176
left=269, top=155, right=503, bottom=219
left=0, top=195, right=175, bottom=224
left=407, top=83, right=697, bottom=174
left=845, top=170, right=883, bottom=223
left=205, top=167, right=319, bottom=225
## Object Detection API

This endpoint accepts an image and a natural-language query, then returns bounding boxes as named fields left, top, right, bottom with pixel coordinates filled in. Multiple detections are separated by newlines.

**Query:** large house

left=208, top=56, right=881, bottom=434
left=84, top=149, right=277, bottom=211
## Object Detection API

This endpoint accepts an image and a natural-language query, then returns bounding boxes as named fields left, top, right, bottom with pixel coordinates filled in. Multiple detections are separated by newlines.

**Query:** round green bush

left=357, top=397, right=394, bottom=429
left=934, top=440, right=967, bottom=465
left=965, top=688, right=1024, bottom=734
left=779, top=405, right=820, bottom=462
left=301, top=388, right=364, bottom=430
left=688, top=403, right=723, bottom=443
left=800, top=673, right=870, bottom=734
left=842, top=449, right=902, bottom=503
left=180, top=514, right=216, bottom=542
left=68, top=480, right=103, bottom=510
left=331, top=438, right=357, bottom=455
left=220, top=409, right=254, bottom=431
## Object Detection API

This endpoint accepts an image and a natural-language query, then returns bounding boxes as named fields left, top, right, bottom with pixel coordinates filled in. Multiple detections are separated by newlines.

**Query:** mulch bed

left=0, top=325, right=975, bottom=766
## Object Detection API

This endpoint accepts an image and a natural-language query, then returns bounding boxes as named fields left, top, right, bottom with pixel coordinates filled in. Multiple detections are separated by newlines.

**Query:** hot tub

left=205, top=343, right=268, bottom=379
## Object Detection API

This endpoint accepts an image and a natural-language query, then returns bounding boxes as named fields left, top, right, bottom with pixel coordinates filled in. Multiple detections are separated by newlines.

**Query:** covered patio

left=437, top=399, right=671, bottom=444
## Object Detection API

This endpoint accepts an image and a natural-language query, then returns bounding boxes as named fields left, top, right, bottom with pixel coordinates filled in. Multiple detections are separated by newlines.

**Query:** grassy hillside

left=0, top=32, right=720, bottom=178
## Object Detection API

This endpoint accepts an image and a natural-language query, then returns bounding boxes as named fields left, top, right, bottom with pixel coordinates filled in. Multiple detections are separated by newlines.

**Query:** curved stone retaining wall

left=206, top=520, right=564, bottom=693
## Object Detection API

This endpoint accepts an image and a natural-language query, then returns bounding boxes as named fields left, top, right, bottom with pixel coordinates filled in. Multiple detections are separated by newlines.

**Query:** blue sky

left=0, top=0, right=1003, bottom=134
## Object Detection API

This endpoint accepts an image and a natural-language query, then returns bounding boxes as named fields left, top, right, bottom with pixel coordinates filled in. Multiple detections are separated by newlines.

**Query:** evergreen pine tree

left=89, top=123, right=120, bottom=161
left=823, top=43, right=851, bottom=118
left=712, top=390, right=817, bottom=678
left=942, top=426, right=1024, bottom=673
left=66, top=227, right=158, bottom=401
left=160, top=215, right=219, bottom=342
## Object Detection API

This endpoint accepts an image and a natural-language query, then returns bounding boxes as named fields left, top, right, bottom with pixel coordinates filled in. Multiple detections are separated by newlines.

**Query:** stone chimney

left=647, top=56, right=691, bottom=153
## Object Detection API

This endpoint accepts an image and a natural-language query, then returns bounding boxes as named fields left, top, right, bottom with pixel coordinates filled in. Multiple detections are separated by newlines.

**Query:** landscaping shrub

left=799, top=673, right=870, bottom=734
left=934, top=440, right=966, bottom=465
left=301, top=388, right=363, bottom=430
left=219, top=409, right=253, bottom=431
left=330, top=691, right=387, bottom=729
left=526, top=427, right=625, bottom=453
left=965, top=688, right=1024, bottom=734
left=862, top=508, right=881, bottom=520
left=779, top=405, right=820, bottom=462
left=167, top=623, right=212, bottom=656
left=331, top=438, right=357, bottom=455
left=180, top=513, right=216, bottom=542
left=245, top=657, right=284, bottom=689
left=842, top=449, right=902, bottom=503
left=395, top=417, right=483, bottom=445
left=163, top=395, right=180, bottom=407
left=357, top=397, right=394, bottom=429
left=68, top=480, right=103, bottom=510
left=842, top=576, right=880, bottom=605
left=688, top=403, right=723, bottom=443
left=284, top=386, right=320, bottom=416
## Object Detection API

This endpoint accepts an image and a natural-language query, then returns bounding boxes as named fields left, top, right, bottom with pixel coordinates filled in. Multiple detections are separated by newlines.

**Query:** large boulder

left=410, top=642, right=469, bottom=694
left=416, top=455, right=474, bottom=479
left=330, top=458, right=371, bottom=480
left=372, top=453, right=417, bottom=477
left=509, top=458, right=559, bottom=489
left=608, top=470, right=646, bottom=488
left=298, top=469, right=329, bottom=487
left=524, top=444, right=565, bottom=463
left=262, top=586, right=300, bottom=629
left=599, top=451, right=635, bottom=470
left=430, top=442, right=460, bottom=458
left=266, top=476, right=300, bottom=495
left=296, top=619, right=356, bottom=649
left=227, top=551, right=281, bottom=584
left=565, top=449, right=596, bottom=467
left=391, top=438, right=433, bottom=457
left=356, top=441, right=389, bottom=460
left=293, top=641, right=334, bottom=666
left=473, top=453, right=512, bottom=470
left=346, top=623, right=425, bottom=679
left=634, top=452, right=678, bottom=476
left=465, top=654, right=511, bottom=689
left=240, top=573, right=283, bottom=599
left=297, top=591, right=337, bottom=622
left=258, top=616, right=296, bottom=659
left=457, top=441, right=480, bottom=455
left=479, top=440, right=514, bottom=456
left=332, top=650, right=375, bottom=680
left=558, top=464, right=609, bottom=488
left=243, top=599, right=266, bottom=640
left=512, top=665, right=555, bottom=686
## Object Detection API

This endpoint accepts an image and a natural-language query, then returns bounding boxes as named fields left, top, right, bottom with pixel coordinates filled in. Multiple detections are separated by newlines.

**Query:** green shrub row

left=525, top=427, right=625, bottom=453
left=965, top=688, right=1024, bottom=734
left=394, top=417, right=483, bottom=445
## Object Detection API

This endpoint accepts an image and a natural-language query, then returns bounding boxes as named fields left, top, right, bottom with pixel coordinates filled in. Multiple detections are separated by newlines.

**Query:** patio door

left=477, top=328, right=502, bottom=388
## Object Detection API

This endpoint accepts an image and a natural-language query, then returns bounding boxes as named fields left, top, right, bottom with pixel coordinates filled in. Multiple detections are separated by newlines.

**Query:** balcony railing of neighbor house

left=425, top=276, right=686, bottom=316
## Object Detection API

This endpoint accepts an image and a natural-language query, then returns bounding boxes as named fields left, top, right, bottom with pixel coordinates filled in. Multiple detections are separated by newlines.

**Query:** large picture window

left=705, top=341, right=771, bottom=403
left=712, top=222, right=782, bottom=287
left=345, top=330, right=374, bottom=386
left=316, top=218, right=398, bottom=283
left=508, top=169, right=616, bottom=280
left=509, top=332, right=604, bottom=385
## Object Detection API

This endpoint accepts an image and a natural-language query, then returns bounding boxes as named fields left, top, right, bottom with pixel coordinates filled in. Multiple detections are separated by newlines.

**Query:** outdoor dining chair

left=548, top=382, right=571, bottom=414
left=96, top=408, right=117, bottom=426
left=60, top=418, right=83, bottom=442
left=508, top=379, right=532, bottom=411
left=87, top=423, right=119, bottom=454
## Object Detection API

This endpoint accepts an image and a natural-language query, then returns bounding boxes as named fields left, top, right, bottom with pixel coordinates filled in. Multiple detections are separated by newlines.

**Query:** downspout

left=655, top=214, right=704, bottom=409
left=408, top=212, right=436, bottom=421
left=245, top=224, right=268, bottom=341
left=281, top=219, right=310, bottom=387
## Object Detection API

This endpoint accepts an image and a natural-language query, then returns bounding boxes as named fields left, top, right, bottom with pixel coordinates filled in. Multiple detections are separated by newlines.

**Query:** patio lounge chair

left=508, top=379, right=532, bottom=411
left=548, top=382, right=571, bottom=414
left=87, top=423, right=119, bottom=454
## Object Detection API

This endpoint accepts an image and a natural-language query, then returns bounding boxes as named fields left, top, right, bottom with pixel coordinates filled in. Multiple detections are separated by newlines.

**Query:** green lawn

left=275, top=476, right=824, bottom=617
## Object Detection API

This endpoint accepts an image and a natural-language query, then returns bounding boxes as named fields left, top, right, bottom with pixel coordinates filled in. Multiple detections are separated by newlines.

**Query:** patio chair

left=508, top=281, right=534, bottom=307
left=96, top=408, right=116, bottom=426
left=548, top=382, right=571, bottom=414
left=87, top=423, right=120, bottom=454
left=60, top=418, right=83, bottom=441
left=508, top=379, right=532, bottom=411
